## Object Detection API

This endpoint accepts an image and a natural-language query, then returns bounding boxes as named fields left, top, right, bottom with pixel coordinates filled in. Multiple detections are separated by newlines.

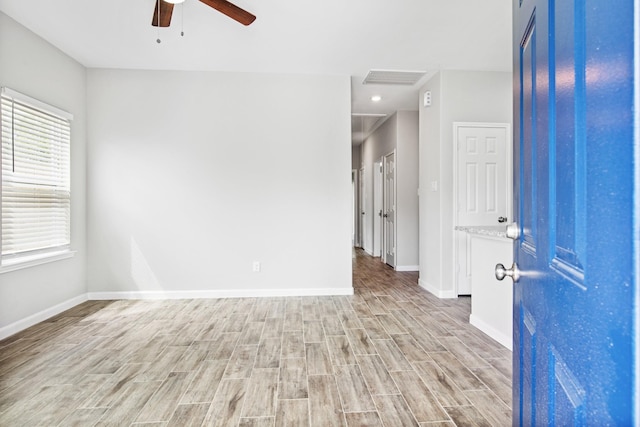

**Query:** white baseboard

left=395, top=265, right=419, bottom=272
left=469, top=314, right=512, bottom=351
left=0, top=294, right=88, bottom=340
left=87, top=287, right=354, bottom=300
left=1, top=287, right=354, bottom=340
left=418, top=278, right=457, bottom=299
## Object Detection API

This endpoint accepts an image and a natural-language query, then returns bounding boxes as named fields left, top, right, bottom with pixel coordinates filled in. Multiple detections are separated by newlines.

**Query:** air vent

left=362, top=69, right=427, bottom=85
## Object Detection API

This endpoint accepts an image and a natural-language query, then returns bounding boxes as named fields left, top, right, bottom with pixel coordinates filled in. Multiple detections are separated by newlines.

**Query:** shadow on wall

left=130, top=237, right=163, bottom=294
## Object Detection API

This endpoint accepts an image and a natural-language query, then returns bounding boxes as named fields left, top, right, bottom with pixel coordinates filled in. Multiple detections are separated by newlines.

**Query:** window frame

left=0, top=87, right=75, bottom=273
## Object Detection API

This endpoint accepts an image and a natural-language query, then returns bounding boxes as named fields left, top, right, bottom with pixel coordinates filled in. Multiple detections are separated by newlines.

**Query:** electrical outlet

left=252, top=261, right=261, bottom=272
left=423, top=91, right=432, bottom=107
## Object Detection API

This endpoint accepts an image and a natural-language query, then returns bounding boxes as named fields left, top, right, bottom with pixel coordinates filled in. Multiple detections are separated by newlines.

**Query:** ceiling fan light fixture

left=151, top=0, right=256, bottom=27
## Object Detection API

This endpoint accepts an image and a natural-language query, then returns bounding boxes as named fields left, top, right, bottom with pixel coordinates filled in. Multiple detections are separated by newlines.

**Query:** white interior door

left=358, top=168, right=365, bottom=249
left=457, top=124, right=510, bottom=225
left=454, top=123, right=511, bottom=295
left=351, top=170, right=357, bottom=246
left=373, top=161, right=383, bottom=257
left=383, top=152, right=396, bottom=268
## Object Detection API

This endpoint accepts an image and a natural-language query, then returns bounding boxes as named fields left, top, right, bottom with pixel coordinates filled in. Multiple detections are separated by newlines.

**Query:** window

left=1, top=87, right=73, bottom=270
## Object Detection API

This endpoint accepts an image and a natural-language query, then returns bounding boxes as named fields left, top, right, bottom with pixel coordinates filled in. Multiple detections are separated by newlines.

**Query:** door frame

left=382, top=150, right=397, bottom=268
left=452, top=122, right=513, bottom=295
left=352, top=169, right=359, bottom=247
left=373, top=160, right=383, bottom=257
left=358, top=167, right=365, bottom=250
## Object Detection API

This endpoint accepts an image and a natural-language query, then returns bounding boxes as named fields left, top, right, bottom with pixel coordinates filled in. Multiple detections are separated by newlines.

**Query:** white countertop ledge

left=455, top=225, right=508, bottom=238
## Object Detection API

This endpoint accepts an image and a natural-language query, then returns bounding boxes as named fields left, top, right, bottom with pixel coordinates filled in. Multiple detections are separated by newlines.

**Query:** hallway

left=351, top=248, right=512, bottom=425
left=0, top=250, right=511, bottom=426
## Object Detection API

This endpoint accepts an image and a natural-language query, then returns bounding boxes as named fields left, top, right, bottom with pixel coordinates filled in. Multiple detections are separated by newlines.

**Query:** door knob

left=383, top=213, right=388, bottom=218
left=505, top=223, right=520, bottom=240
left=498, top=216, right=508, bottom=223
left=495, top=262, right=519, bottom=282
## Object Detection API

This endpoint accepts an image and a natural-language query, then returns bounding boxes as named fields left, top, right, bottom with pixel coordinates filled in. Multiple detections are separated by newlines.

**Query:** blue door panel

left=520, top=18, right=537, bottom=255
left=551, top=0, right=583, bottom=273
left=551, top=348, right=586, bottom=425
left=522, top=308, right=537, bottom=426
left=513, top=0, right=637, bottom=424
left=583, top=3, right=637, bottom=422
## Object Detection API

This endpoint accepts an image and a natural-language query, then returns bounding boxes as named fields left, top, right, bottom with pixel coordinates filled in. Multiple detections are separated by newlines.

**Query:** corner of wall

left=0, top=12, right=89, bottom=334
left=419, top=70, right=512, bottom=300
left=418, top=278, right=457, bottom=299
left=418, top=71, right=444, bottom=294
left=0, top=294, right=88, bottom=340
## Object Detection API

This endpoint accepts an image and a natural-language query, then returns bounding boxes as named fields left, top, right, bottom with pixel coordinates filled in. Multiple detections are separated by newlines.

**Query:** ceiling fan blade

left=199, top=0, right=256, bottom=25
left=152, top=0, right=174, bottom=27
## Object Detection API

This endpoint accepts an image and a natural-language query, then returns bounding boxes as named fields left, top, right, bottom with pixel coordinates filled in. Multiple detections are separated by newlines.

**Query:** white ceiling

left=0, top=0, right=512, bottom=144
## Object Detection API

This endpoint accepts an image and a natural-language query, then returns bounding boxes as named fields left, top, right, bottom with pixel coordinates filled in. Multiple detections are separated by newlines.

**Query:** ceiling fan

left=152, top=0, right=256, bottom=27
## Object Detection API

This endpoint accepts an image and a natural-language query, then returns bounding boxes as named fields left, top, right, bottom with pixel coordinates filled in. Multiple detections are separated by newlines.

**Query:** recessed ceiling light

left=371, top=95, right=382, bottom=102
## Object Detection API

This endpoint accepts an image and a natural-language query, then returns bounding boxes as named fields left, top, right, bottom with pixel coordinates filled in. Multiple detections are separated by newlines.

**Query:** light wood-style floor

left=0, top=249, right=512, bottom=426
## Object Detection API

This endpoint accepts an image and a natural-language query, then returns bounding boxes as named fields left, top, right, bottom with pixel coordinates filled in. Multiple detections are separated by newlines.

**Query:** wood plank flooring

left=0, top=249, right=512, bottom=426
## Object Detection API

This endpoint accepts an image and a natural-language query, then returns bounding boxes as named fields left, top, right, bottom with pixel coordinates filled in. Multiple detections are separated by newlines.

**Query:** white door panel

left=454, top=123, right=511, bottom=295
left=383, top=152, right=396, bottom=267
left=373, top=161, right=383, bottom=257
left=457, top=127, right=508, bottom=225
left=358, top=168, right=365, bottom=249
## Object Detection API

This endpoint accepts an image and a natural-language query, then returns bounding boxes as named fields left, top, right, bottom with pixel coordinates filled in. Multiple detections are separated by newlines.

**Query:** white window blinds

left=1, top=88, right=72, bottom=261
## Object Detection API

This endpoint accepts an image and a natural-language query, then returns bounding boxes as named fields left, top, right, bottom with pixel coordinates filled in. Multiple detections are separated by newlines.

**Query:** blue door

left=512, top=0, right=638, bottom=424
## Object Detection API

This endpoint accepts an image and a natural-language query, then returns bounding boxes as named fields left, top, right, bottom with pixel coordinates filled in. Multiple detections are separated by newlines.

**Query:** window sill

left=0, top=250, right=76, bottom=274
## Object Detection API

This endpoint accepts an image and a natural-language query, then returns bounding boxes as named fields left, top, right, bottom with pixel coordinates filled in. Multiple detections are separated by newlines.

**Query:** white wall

left=396, top=111, right=419, bottom=269
left=0, top=13, right=88, bottom=336
left=351, top=146, right=361, bottom=247
left=351, top=145, right=361, bottom=170
left=86, top=69, right=353, bottom=297
left=360, top=112, right=419, bottom=270
left=360, top=115, right=397, bottom=254
left=419, top=72, right=443, bottom=291
left=418, top=70, right=512, bottom=297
